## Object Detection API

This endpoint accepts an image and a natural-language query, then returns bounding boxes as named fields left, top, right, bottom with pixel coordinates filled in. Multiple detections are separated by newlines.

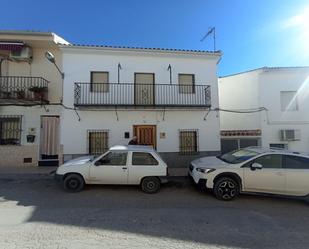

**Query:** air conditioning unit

left=280, top=129, right=301, bottom=141
left=10, top=47, right=33, bottom=62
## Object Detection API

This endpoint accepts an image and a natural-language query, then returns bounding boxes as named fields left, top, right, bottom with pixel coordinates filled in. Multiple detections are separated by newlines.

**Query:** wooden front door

left=134, top=73, right=155, bottom=105
left=133, top=125, right=156, bottom=148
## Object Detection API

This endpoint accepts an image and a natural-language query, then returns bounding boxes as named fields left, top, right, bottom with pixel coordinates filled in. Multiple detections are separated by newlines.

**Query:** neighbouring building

left=0, top=31, right=222, bottom=168
left=0, top=31, right=69, bottom=167
left=60, top=44, right=222, bottom=167
left=219, top=67, right=309, bottom=153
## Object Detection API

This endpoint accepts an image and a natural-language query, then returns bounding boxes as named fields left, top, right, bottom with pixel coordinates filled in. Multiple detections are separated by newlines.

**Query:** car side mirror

left=251, top=162, right=263, bottom=170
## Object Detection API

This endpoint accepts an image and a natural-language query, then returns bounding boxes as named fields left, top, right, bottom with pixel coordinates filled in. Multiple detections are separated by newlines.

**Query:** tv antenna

left=200, top=27, right=216, bottom=52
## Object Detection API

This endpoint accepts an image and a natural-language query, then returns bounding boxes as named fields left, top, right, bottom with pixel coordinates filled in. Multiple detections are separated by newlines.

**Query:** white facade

left=0, top=31, right=222, bottom=167
left=219, top=67, right=309, bottom=153
left=0, top=31, right=67, bottom=166
left=60, top=45, right=222, bottom=166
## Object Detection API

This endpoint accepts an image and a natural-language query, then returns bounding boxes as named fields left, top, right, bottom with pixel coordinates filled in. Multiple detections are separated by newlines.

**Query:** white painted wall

left=259, top=68, right=309, bottom=151
left=0, top=105, right=62, bottom=146
left=61, top=48, right=219, bottom=108
left=0, top=34, right=64, bottom=166
left=60, top=47, right=221, bottom=154
left=219, top=70, right=261, bottom=130
left=1, top=47, right=63, bottom=103
left=61, top=109, right=220, bottom=154
left=219, top=67, right=309, bottom=152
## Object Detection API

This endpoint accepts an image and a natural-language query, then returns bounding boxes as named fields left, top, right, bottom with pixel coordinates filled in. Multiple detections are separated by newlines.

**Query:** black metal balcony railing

left=74, top=83, right=211, bottom=108
left=0, top=76, right=49, bottom=104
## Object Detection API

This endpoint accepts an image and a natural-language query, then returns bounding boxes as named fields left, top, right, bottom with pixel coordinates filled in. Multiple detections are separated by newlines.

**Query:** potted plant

left=15, top=90, right=25, bottom=99
left=29, top=86, right=48, bottom=100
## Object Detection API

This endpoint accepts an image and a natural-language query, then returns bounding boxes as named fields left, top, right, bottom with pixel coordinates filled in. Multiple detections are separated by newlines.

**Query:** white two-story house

left=0, top=31, right=68, bottom=167
left=0, top=30, right=222, bottom=168
left=60, top=44, right=222, bottom=167
left=219, top=67, right=309, bottom=153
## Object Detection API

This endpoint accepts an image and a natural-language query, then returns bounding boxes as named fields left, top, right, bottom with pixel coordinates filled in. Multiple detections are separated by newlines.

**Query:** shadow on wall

left=0, top=178, right=309, bottom=248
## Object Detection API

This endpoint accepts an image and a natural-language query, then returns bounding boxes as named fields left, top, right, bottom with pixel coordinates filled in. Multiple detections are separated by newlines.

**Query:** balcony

left=74, top=83, right=211, bottom=108
left=0, top=76, right=49, bottom=105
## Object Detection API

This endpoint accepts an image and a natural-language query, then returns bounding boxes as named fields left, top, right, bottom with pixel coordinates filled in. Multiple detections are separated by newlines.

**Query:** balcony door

left=134, top=73, right=155, bottom=105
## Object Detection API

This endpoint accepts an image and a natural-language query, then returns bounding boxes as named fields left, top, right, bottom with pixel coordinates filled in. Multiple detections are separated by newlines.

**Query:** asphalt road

left=0, top=177, right=309, bottom=249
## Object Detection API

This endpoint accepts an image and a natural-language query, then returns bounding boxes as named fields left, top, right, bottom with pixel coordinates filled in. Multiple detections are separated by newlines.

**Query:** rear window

left=284, top=155, right=309, bottom=169
left=132, top=152, right=158, bottom=165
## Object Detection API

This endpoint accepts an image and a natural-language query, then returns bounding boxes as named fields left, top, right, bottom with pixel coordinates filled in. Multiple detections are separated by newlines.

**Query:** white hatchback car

left=189, top=147, right=309, bottom=200
left=55, top=145, right=168, bottom=193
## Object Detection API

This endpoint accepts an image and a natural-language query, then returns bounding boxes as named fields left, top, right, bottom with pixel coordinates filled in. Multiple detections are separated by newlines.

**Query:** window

left=221, top=138, right=260, bottom=154
left=90, top=71, right=109, bottom=92
left=251, top=154, right=283, bottom=169
left=88, top=130, right=108, bottom=154
left=284, top=155, right=309, bottom=169
left=270, top=143, right=288, bottom=149
left=0, top=116, right=22, bottom=145
left=220, top=139, right=239, bottom=154
left=178, top=74, right=195, bottom=94
left=179, top=130, right=198, bottom=154
left=96, top=152, right=127, bottom=166
left=132, top=152, right=158, bottom=165
left=280, top=91, right=298, bottom=111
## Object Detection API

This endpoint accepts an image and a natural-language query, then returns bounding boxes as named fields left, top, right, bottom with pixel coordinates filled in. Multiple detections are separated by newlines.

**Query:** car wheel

left=213, top=177, right=239, bottom=201
left=141, top=177, right=160, bottom=194
left=63, top=174, right=85, bottom=193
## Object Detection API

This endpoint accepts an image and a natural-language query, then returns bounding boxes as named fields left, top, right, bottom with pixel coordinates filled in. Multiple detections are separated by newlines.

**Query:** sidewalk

left=0, top=166, right=57, bottom=180
left=0, top=166, right=188, bottom=179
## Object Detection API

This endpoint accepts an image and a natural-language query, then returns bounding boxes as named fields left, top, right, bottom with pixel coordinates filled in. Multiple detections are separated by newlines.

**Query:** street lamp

left=45, top=51, right=64, bottom=79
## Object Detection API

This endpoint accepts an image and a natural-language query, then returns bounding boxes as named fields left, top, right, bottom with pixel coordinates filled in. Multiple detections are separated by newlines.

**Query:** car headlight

left=196, top=168, right=216, bottom=174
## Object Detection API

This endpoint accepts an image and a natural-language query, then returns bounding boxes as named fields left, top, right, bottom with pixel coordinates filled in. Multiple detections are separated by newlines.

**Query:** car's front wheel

left=213, top=177, right=239, bottom=201
left=63, top=174, right=85, bottom=193
left=141, top=177, right=161, bottom=194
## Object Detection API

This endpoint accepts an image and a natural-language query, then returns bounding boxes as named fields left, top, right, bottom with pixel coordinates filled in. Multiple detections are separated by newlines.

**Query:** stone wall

left=0, top=145, right=39, bottom=167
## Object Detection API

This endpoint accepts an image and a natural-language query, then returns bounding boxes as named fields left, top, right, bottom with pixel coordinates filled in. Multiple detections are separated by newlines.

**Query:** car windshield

left=217, top=149, right=260, bottom=164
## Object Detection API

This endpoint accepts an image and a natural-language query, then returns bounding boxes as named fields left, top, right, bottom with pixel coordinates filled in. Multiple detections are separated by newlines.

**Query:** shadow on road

left=0, top=176, right=309, bottom=248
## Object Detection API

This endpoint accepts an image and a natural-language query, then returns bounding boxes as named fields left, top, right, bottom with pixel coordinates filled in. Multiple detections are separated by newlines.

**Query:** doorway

left=133, top=125, right=156, bottom=148
left=134, top=73, right=155, bottom=105
left=39, top=116, right=60, bottom=166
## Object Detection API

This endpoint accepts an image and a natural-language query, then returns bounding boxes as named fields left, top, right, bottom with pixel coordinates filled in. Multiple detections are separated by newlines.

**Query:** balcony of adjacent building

left=74, top=82, right=211, bottom=109
left=0, top=76, right=49, bottom=105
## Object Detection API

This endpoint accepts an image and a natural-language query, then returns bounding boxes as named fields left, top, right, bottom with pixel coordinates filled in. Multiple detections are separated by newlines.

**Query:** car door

left=242, top=154, right=286, bottom=194
left=284, top=155, right=309, bottom=196
left=128, top=151, right=160, bottom=184
left=89, top=151, right=128, bottom=184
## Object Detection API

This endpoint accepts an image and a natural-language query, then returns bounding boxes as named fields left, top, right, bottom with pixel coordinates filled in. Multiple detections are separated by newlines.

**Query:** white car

left=189, top=147, right=309, bottom=200
left=55, top=145, right=168, bottom=193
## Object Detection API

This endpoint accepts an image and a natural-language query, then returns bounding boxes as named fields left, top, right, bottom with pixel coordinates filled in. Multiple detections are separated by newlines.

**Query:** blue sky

left=1, top=0, right=309, bottom=75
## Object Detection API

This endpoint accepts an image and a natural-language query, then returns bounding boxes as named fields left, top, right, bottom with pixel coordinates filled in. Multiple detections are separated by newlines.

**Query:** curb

left=0, top=173, right=190, bottom=184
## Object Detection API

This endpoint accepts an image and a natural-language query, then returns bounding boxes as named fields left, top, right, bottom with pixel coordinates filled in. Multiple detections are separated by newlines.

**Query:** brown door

left=133, top=125, right=156, bottom=148
left=134, top=73, right=155, bottom=105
